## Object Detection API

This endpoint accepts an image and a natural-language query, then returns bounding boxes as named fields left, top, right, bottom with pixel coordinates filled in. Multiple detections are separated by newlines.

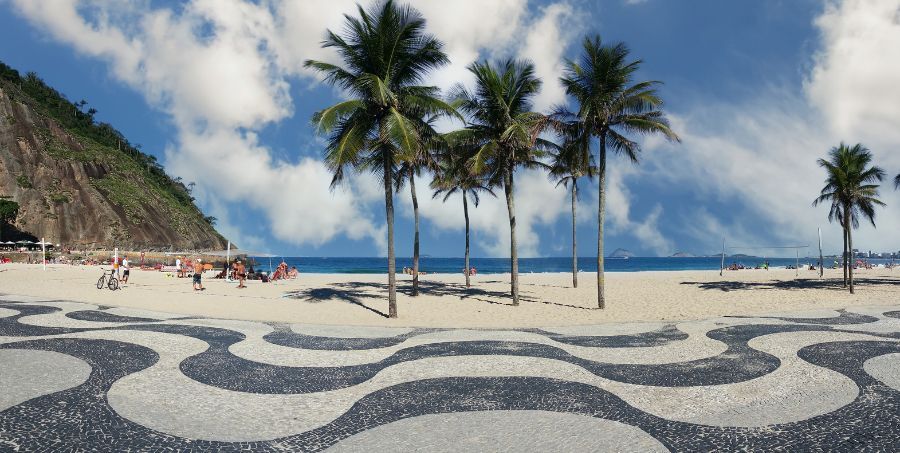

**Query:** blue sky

left=2, top=0, right=899, bottom=258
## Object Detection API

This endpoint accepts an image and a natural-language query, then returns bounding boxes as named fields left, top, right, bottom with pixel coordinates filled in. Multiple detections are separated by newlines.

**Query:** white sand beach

left=1, top=263, right=898, bottom=327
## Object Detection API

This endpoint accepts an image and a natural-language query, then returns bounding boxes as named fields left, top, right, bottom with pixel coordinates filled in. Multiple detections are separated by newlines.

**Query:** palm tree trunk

left=842, top=225, right=848, bottom=287
left=383, top=151, right=397, bottom=318
left=597, top=136, right=607, bottom=309
left=571, top=181, right=578, bottom=288
left=409, top=172, right=420, bottom=297
left=505, top=167, right=519, bottom=305
left=847, top=222, right=854, bottom=294
left=463, top=189, right=471, bottom=288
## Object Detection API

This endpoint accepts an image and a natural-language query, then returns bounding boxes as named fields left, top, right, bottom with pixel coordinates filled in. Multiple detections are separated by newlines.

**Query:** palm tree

left=393, top=120, right=443, bottom=297
left=431, top=141, right=495, bottom=288
left=304, top=0, right=455, bottom=318
left=549, top=131, right=595, bottom=288
left=449, top=59, right=550, bottom=305
left=556, top=35, right=679, bottom=309
left=814, top=143, right=886, bottom=294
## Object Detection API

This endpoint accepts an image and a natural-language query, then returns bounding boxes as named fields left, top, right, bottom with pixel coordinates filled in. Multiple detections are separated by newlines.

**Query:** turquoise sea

left=247, top=256, right=892, bottom=274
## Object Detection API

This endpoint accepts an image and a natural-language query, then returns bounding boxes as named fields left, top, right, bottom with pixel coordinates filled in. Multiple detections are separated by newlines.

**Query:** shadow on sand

left=284, top=279, right=599, bottom=314
left=680, top=277, right=900, bottom=293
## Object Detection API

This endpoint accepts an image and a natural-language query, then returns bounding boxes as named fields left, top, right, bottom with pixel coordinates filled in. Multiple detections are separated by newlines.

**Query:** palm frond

left=814, top=142, right=887, bottom=229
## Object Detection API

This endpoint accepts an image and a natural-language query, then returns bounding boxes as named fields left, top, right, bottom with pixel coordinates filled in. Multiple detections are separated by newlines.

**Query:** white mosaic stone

left=290, top=324, right=414, bottom=338
left=863, top=353, right=900, bottom=391
left=605, top=331, right=892, bottom=427
left=0, top=349, right=92, bottom=411
left=327, top=410, right=669, bottom=452
left=540, top=321, right=667, bottom=336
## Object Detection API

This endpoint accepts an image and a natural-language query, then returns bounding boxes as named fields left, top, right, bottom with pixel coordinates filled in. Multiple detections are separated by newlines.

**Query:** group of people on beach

left=217, top=259, right=299, bottom=290
left=727, top=261, right=769, bottom=271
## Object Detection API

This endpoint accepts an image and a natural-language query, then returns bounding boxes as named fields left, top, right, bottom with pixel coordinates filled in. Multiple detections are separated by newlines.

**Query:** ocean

left=245, top=256, right=892, bottom=274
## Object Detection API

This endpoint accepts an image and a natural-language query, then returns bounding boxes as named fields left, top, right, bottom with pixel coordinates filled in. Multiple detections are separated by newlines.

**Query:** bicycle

left=96, top=268, right=119, bottom=290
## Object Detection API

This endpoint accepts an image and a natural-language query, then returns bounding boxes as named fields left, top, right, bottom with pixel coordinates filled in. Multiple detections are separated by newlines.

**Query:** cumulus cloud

left=520, top=2, right=578, bottom=111
left=403, top=169, right=584, bottom=257
left=807, top=0, right=900, bottom=146
left=605, top=166, right=674, bottom=255
left=640, top=0, right=900, bottom=255
left=9, top=0, right=584, bottom=256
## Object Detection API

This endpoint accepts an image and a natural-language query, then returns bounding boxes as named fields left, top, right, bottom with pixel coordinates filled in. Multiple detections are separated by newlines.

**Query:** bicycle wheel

left=97, top=276, right=105, bottom=290
left=108, top=277, right=119, bottom=291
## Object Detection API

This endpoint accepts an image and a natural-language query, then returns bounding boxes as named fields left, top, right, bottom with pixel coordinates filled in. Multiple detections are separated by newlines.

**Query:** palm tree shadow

left=284, top=287, right=390, bottom=318
left=286, top=279, right=598, bottom=311
left=680, top=277, right=900, bottom=293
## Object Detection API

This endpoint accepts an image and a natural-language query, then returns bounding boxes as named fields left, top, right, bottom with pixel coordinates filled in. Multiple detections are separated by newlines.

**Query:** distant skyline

left=1, top=0, right=899, bottom=258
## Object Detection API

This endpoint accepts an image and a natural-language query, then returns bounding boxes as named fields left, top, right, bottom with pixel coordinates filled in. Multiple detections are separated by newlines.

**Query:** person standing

left=234, top=259, right=247, bottom=289
left=175, top=256, right=183, bottom=278
left=192, top=258, right=204, bottom=291
left=121, top=255, right=130, bottom=284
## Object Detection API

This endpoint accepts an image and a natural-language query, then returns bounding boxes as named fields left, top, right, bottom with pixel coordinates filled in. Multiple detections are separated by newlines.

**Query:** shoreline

left=1, top=263, right=898, bottom=328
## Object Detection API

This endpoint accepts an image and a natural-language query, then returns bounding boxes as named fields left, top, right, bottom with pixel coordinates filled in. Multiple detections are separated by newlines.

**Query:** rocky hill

left=608, top=248, right=635, bottom=258
left=0, top=62, right=227, bottom=250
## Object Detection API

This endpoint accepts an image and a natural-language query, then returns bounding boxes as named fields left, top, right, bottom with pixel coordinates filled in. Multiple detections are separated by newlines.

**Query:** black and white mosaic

left=1, top=295, right=899, bottom=452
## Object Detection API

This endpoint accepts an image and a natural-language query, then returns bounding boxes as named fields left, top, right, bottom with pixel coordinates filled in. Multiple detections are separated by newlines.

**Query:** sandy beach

left=1, top=263, right=897, bottom=327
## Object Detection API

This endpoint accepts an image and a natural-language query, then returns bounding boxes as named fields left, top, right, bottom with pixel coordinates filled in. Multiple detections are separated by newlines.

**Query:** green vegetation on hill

left=0, top=60, right=221, bottom=239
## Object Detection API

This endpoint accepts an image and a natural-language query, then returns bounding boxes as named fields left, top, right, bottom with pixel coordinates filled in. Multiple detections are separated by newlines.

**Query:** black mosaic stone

left=883, top=310, right=900, bottom=320
left=263, top=325, right=436, bottom=350
left=731, top=308, right=881, bottom=325
left=2, top=298, right=900, bottom=452
left=65, top=309, right=162, bottom=324
left=525, top=324, right=689, bottom=348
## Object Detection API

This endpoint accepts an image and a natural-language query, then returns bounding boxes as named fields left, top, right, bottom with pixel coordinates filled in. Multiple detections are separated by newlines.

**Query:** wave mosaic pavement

left=1, top=294, right=900, bottom=451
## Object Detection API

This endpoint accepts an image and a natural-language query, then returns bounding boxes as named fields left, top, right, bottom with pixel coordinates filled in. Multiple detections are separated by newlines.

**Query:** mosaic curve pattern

left=1, top=295, right=900, bottom=451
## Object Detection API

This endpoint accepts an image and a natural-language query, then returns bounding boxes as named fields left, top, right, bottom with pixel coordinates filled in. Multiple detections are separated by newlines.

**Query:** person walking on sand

left=121, top=255, right=130, bottom=284
left=175, top=256, right=183, bottom=278
left=192, top=259, right=205, bottom=291
left=234, top=259, right=247, bottom=289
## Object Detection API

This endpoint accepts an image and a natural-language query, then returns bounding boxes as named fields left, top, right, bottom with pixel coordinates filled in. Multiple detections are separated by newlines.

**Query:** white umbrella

left=203, top=249, right=276, bottom=258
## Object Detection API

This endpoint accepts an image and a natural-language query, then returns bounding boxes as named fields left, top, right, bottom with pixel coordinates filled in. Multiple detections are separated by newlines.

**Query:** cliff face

left=0, top=81, right=227, bottom=250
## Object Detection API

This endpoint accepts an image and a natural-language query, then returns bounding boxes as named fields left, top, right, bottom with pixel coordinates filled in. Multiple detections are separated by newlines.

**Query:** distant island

left=670, top=252, right=695, bottom=258
left=608, top=248, right=634, bottom=258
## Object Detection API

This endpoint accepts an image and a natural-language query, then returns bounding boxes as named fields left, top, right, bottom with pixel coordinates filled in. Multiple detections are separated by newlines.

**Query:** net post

left=720, top=238, right=725, bottom=277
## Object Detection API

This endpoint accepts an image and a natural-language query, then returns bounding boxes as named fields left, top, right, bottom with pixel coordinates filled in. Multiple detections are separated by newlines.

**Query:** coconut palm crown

left=304, top=0, right=458, bottom=317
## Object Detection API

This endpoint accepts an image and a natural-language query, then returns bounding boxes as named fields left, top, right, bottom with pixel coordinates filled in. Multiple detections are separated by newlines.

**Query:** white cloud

left=403, top=169, right=581, bottom=257
left=520, top=2, right=578, bottom=111
left=166, top=127, right=385, bottom=249
left=640, top=0, right=900, bottom=255
left=9, top=0, right=583, bottom=256
left=807, top=0, right=900, bottom=146
left=605, top=166, right=674, bottom=255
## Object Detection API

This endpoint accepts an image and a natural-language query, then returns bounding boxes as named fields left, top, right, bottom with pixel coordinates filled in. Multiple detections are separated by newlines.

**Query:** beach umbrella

left=203, top=248, right=275, bottom=258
